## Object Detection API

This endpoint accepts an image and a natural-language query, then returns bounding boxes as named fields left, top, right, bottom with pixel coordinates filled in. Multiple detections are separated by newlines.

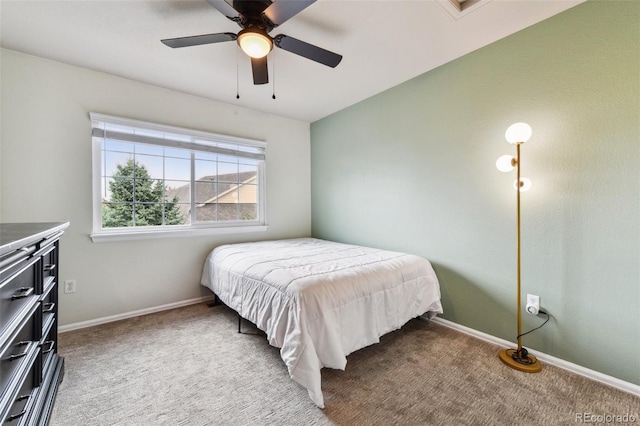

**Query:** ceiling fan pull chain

left=272, top=49, right=276, bottom=100
left=236, top=46, right=240, bottom=99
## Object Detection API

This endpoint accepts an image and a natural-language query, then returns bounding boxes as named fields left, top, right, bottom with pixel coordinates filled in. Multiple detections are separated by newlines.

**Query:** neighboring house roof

left=165, top=171, right=257, bottom=219
left=201, top=175, right=257, bottom=205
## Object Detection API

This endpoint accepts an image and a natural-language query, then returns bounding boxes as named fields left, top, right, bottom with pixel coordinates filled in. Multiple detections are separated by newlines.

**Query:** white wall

left=0, top=48, right=311, bottom=325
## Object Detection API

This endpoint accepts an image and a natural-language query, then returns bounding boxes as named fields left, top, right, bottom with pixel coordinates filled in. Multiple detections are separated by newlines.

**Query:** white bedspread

left=200, top=238, right=443, bottom=408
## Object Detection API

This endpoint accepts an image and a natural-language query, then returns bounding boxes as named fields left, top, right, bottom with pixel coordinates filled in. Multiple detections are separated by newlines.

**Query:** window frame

left=90, top=113, right=267, bottom=242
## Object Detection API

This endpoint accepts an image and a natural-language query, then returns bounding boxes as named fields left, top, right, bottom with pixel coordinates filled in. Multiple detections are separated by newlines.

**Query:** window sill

left=90, top=225, right=268, bottom=243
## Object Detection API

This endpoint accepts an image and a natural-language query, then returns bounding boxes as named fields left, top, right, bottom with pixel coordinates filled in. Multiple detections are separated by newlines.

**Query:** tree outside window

left=102, top=159, right=184, bottom=227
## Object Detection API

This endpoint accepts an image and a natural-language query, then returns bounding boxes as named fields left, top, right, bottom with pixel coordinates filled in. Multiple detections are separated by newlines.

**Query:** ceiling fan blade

left=161, top=32, right=237, bottom=49
left=204, top=0, right=243, bottom=22
left=263, top=0, right=316, bottom=27
left=251, top=57, right=269, bottom=85
left=274, top=34, right=342, bottom=68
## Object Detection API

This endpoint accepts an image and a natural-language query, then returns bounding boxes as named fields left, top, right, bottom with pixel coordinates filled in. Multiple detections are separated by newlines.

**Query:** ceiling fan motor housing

left=233, top=0, right=276, bottom=32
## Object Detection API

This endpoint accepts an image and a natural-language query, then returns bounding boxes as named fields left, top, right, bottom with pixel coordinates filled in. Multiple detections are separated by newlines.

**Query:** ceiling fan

left=161, top=0, right=343, bottom=85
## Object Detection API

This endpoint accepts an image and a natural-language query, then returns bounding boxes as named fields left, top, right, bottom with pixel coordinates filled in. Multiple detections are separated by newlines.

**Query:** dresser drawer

left=40, top=246, right=56, bottom=288
left=39, top=322, right=57, bottom=380
left=1, top=361, right=37, bottom=426
left=40, top=303, right=56, bottom=338
left=40, top=286, right=56, bottom=337
left=0, top=258, right=39, bottom=346
left=0, top=313, right=37, bottom=402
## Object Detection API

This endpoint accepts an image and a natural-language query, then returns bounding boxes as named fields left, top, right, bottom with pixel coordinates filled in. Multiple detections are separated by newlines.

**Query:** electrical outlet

left=526, top=294, right=540, bottom=315
left=64, top=280, right=77, bottom=294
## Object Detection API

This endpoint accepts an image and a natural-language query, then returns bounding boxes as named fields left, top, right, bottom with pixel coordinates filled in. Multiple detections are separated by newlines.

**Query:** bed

left=200, top=238, right=443, bottom=408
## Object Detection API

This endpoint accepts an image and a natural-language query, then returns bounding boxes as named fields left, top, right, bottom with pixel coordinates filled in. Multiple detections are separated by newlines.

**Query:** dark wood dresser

left=0, top=222, right=69, bottom=425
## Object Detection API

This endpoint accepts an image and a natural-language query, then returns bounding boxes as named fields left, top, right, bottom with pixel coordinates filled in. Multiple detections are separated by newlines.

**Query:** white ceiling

left=0, top=0, right=584, bottom=123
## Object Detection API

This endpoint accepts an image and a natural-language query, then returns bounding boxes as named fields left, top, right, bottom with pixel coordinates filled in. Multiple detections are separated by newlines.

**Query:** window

left=90, top=113, right=266, bottom=242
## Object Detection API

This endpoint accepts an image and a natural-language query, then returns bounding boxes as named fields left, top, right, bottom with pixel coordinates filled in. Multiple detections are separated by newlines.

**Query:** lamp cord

left=511, top=311, right=550, bottom=366
left=517, top=310, right=550, bottom=340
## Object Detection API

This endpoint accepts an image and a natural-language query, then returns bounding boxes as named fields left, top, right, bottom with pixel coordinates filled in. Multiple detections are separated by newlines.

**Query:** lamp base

left=498, top=348, right=542, bottom=373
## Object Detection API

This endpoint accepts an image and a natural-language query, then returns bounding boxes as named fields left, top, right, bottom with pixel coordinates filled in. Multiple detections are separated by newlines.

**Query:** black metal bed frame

left=207, top=294, right=246, bottom=334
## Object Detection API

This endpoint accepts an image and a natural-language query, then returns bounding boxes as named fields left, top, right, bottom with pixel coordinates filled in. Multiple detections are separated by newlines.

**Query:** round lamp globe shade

left=496, top=155, right=516, bottom=172
left=514, top=177, right=532, bottom=192
left=505, top=122, right=532, bottom=144
left=238, top=31, right=273, bottom=58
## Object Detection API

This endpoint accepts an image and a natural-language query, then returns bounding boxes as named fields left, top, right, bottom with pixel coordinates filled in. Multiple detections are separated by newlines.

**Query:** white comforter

left=200, top=238, right=443, bottom=408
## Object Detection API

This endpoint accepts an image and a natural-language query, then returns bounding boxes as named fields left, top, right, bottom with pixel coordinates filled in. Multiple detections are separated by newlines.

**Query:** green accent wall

left=311, top=1, right=640, bottom=385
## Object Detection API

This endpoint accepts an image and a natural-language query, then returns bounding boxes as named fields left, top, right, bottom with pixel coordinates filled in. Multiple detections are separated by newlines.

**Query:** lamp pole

left=516, top=142, right=522, bottom=355
left=497, top=122, right=542, bottom=373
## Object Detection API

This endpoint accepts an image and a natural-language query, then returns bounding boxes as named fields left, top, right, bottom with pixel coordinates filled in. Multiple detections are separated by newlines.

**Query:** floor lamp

left=495, top=122, right=542, bottom=373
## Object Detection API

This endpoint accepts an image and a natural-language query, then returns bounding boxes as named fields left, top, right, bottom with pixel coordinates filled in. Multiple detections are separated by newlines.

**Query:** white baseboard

left=58, top=296, right=215, bottom=333
left=431, top=317, right=640, bottom=398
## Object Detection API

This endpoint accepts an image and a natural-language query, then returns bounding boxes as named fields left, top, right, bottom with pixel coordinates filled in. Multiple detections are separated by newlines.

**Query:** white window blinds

left=90, top=113, right=266, bottom=161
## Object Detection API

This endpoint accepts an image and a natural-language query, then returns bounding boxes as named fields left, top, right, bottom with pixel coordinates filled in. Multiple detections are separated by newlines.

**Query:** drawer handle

left=41, top=340, right=55, bottom=354
left=43, top=263, right=56, bottom=272
left=43, top=302, right=56, bottom=313
left=6, top=394, right=32, bottom=422
left=11, top=287, right=34, bottom=300
left=6, top=341, right=30, bottom=361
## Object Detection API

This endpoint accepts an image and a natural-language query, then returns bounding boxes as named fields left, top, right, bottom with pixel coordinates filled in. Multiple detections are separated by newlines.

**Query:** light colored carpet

left=50, top=303, right=639, bottom=425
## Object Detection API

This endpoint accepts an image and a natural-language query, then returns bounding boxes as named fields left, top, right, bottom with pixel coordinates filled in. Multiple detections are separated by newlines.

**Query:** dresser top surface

left=0, top=222, right=70, bottom=256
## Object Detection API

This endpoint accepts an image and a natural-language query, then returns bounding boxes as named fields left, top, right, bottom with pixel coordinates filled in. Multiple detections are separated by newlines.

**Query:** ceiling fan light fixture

left=238, top=29, right=273, bottom=59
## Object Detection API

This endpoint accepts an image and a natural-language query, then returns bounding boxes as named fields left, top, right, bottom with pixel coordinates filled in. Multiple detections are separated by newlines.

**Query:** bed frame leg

left=207, top=295, right=222, bottom=307
left=238, top=314, right=242, bottom=333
